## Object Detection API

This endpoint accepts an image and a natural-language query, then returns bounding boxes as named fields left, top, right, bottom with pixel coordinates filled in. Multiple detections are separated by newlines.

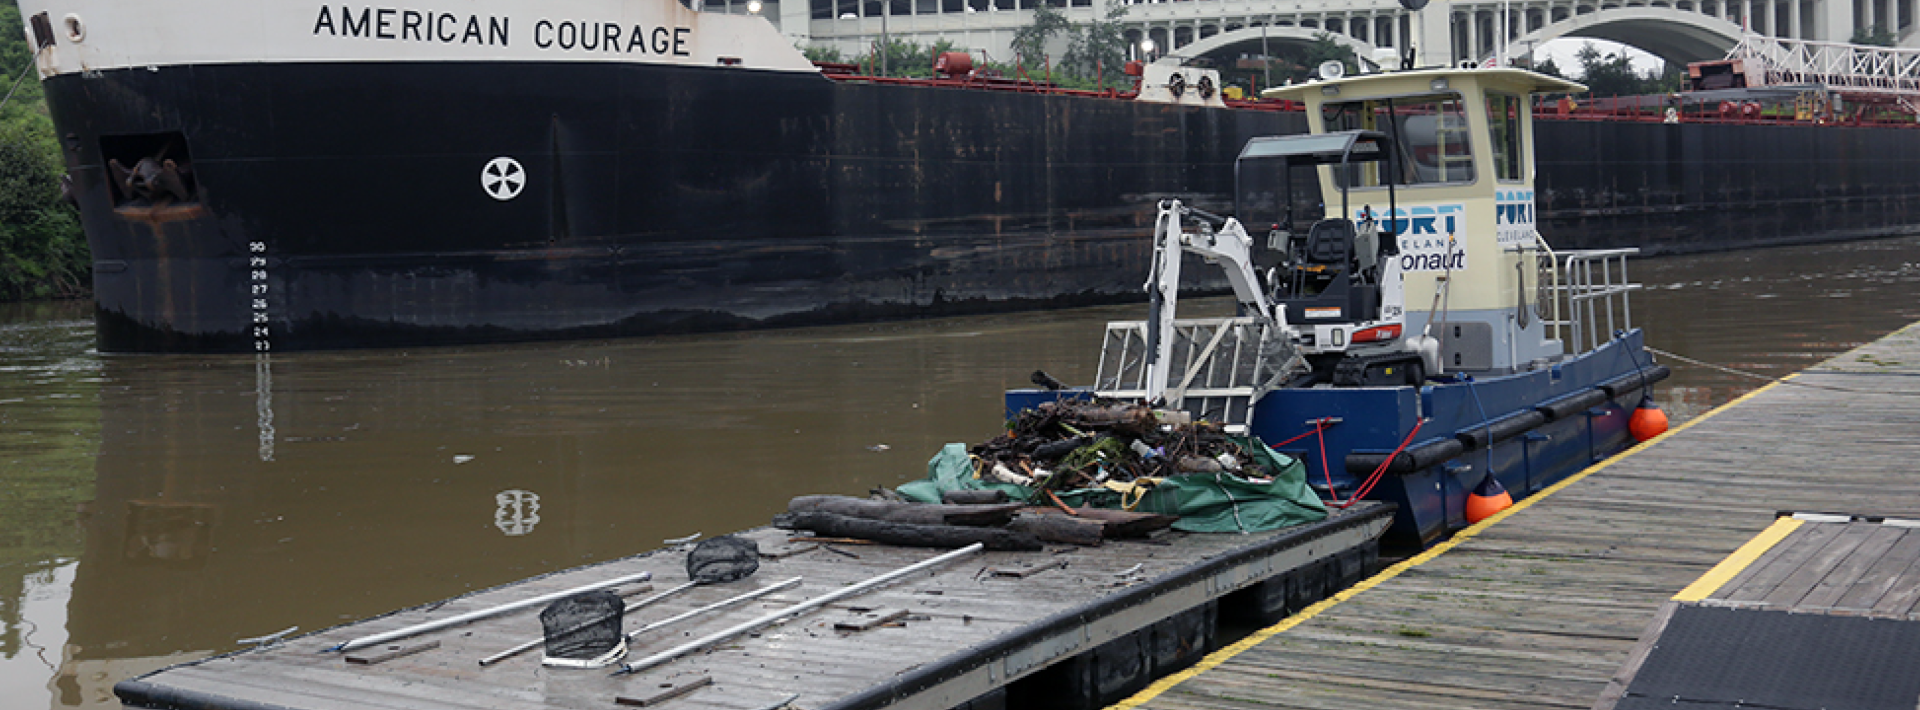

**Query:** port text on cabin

left=311, top=7, right=692, bottom=56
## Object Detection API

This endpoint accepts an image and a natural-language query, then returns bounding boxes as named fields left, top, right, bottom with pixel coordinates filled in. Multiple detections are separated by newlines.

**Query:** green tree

left=1650, top=61, right=1684, bottom=93
left=800, top=44, right=844, bottom=64
left=1851, top=24, right=1896, bottom=46
left=1, top=0, right=46, bottom=117
left=0, top=123, right=87, bottom=300
left=1569, top=42, right=1682, bottom=97
left=1302, top=32, right=1359, bottom=77
left=1, top=0, right=89, bottom=301
left=1262, top=32, right=1359, bottom=85
left=1061, top=5, right=1130, bottom=89
left=1011, top=3, right=1071, bottom=68
left=1574, top=42, right=1649, bottom=97
left=851, top=37, right=958, bottom=78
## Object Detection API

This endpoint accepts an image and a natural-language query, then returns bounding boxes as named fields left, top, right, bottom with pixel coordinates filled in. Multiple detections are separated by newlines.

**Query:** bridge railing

left=1728, top=33, right=1920, bottom=97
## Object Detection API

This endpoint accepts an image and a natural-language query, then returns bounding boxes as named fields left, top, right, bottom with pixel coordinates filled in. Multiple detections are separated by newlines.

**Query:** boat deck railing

left=1543, top=246, right=1643, bottom=354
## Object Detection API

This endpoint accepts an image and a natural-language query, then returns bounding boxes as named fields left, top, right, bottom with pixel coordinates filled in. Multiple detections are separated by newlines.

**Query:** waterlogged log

left=1020, top=507, right=1178, bottom=538
left=787, top=495, right=1024, bottom=527
left=1007, top=513, right=1105, bottom=547
left=772, top=511, right=1043, bottom=551
left=941, top=489, right=1010, bottom=505
left=1059, top=403, right=1157, bottom=436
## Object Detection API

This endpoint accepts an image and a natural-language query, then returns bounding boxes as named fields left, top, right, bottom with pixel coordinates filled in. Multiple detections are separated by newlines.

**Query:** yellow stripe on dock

left=1671, top=516, right=1804, bottom=602
left=1108, top=373, right=1799, bottom=710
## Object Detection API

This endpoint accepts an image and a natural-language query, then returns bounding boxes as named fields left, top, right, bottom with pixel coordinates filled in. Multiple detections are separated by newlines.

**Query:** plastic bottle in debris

left=1130, top=440, right=1159, bottom=459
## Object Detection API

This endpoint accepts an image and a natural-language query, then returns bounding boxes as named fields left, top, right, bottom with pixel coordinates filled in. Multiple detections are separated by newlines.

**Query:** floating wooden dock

left=115, top=503, right=1394, bottom=710
left=1596, top=514, right=1920, bottom=710
left=1121, top=320, right=1920, bottom=710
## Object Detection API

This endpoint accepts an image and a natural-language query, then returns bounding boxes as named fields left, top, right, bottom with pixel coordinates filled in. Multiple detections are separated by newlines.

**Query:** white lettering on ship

left=313, top=6, right=510, bottom=46
left=311, top=7, right=694, bottom=56
left=532, top=19, right=690, bottom=56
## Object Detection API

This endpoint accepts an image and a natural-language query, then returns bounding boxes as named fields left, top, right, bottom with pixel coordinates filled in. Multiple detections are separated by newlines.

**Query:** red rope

left=1339, top=418, right=1425, bottom=510
left=1267, top=421, right=1324, bottom=449
left=1267, top=418, right=1340, bottom=504
left=1316, top=420, right=1337, bottom=506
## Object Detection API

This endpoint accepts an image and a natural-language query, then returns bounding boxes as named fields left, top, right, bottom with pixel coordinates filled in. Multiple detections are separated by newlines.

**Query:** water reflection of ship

left=118, top=501, right=216, bottom=568
left=65, top=354, right=600, bottom=672
left=60, top=327, right=1028, bottom=686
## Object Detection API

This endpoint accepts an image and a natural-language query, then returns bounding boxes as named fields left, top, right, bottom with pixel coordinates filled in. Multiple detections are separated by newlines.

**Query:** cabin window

left=1486, top=92, right=1523, bottom=182
left=1235, top=157, right=1325, bottom=236
left=1323, top=93, right=1475, bottom=188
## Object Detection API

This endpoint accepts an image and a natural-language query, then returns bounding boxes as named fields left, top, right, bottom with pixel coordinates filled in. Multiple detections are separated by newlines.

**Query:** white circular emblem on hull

left=482, top=157, right=525, bottom=200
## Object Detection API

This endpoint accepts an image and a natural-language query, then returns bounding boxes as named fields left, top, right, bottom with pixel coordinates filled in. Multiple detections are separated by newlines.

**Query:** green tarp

left=897, top=437, right=1328, bottom=533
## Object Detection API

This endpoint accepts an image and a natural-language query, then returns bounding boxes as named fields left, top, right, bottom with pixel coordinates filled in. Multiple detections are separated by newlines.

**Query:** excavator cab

left=1235, top=130, right=1402, bottom=326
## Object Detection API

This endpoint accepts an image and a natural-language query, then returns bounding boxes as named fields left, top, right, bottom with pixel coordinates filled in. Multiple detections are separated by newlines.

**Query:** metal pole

left=1261, top=19, right=1270, bottom=88
left=621, top=577, right=803, bottom=642
left=881, top=0, right=890, bottom=76
left=614, top=543, right=985, bottom=676
left=478, top=579, right=703, bottom=667
left=1619, top=253, right=1634, bottom=334
left=329, top=571, right=653, bottom=653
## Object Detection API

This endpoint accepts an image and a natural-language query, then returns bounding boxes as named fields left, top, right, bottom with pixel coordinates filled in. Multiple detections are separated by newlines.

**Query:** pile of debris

left=773, top=399, right=1320, bottom=549
left=973, top=399, right=1282, bottom=489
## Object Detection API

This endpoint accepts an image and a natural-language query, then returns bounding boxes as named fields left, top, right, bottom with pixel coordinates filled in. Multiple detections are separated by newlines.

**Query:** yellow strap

left=1101, top=478, right=1163, bottom=511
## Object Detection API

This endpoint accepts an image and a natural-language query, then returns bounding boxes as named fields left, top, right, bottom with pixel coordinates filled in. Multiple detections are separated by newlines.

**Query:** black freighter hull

left=34, top=0, right=1290, bottom=352
left=36, top=0, right=1920, bottom=352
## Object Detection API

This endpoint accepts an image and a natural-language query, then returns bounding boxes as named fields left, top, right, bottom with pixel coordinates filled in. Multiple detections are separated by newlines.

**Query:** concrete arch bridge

left=787, top=0, right=1920, bottom=70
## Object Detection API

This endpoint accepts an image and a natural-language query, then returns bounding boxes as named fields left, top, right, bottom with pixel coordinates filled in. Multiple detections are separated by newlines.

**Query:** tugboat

left=1014, top=63, right=1669, bottom=547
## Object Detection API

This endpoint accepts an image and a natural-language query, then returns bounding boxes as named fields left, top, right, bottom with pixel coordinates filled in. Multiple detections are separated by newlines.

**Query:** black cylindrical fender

left=1346, top=437, right=1465, bottom=476
left=1343, top=363, right=1671, bottom=478
left=1454, top=410, right=1549, bottom=450
left=1598, top=364, right=1672, bottom=398
left=1535, top=388, right=1608, bottom=421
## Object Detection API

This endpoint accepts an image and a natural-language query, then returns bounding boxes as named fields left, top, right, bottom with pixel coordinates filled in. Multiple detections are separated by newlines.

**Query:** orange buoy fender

left=1629, top=395, right=1669, bottom=442
left=1464, top=476, right=1513, bottom=524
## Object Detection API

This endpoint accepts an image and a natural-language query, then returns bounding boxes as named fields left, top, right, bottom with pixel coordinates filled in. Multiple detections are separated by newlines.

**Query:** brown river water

left=4, top=236, right=1920, bottom=709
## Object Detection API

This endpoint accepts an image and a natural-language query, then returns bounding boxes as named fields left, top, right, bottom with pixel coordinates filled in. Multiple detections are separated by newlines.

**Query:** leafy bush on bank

left=1, top=0, right=89, bottom=301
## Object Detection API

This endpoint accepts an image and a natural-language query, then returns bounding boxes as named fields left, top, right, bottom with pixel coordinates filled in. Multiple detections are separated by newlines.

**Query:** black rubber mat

left=1614, top=604, right=1920, bottom=710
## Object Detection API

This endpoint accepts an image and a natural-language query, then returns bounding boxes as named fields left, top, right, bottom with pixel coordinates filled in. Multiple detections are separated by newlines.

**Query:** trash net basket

left=686, top=536, right=760, bottom=583
left=540, top=590, right=625, bottom=665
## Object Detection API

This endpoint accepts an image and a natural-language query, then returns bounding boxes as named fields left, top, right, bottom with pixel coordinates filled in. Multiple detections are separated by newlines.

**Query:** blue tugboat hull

left=1249, top=331, right=1663, bottom=547
left=1007, top=332, right=1665, bottom=548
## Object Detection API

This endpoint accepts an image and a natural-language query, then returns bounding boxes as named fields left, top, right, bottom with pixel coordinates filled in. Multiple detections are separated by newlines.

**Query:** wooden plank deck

left=117, top=502, right=1394, bottom=710
left=1121, top=320, right=1920, bottom=710
left=1591, top=515, right=1920, bottom=709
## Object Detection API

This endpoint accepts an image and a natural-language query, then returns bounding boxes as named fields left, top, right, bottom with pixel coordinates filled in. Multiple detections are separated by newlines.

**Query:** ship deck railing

left=1539, top=246, right=1642, bottom=354
left=814, top=64, right=1306, bottom=111
left=1533, top=91, right=1920, bottom=126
